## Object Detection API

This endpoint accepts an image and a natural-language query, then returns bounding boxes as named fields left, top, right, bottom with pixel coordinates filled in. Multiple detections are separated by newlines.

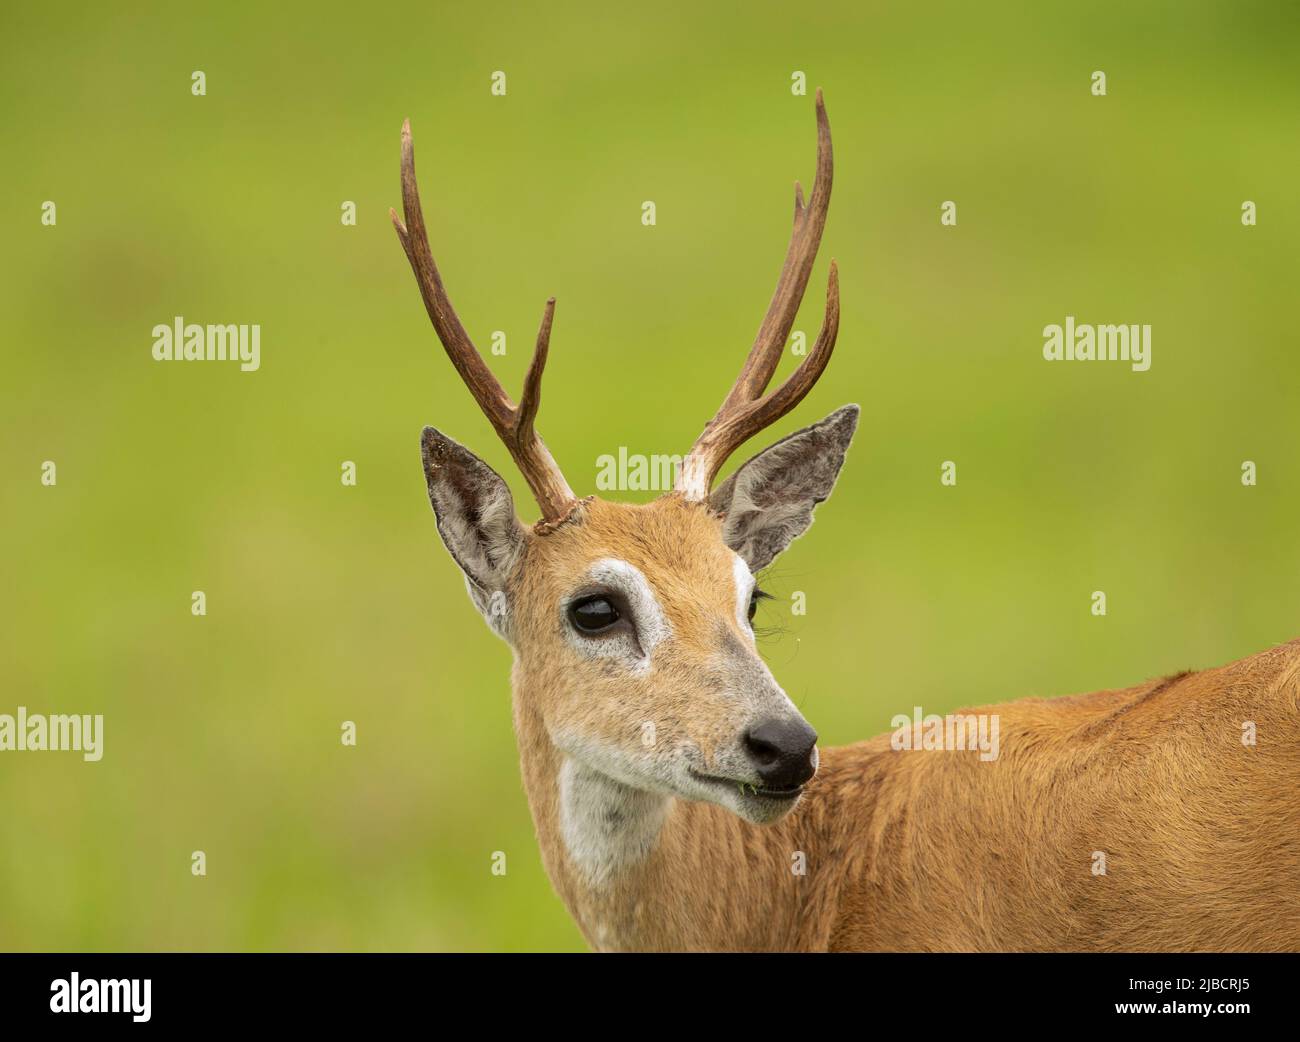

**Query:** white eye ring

left=732, top=554, right=756, bottom=634
left=564, top=559, right=670, bottom=674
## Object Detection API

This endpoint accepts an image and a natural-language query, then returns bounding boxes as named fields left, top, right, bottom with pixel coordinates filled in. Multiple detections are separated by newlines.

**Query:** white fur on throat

left=558, top=756, right=669, bottom=887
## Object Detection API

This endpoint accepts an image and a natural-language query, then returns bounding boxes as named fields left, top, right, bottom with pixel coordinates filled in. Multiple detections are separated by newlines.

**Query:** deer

left=390, top=92, right=1300, bottom=952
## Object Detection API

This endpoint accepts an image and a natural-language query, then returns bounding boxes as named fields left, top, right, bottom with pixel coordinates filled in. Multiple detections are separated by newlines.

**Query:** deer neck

left=510, top=676, right=850, bottom=951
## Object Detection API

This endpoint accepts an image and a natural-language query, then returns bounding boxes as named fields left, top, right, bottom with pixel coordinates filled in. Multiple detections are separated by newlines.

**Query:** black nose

left=743, top=717, right=818, bottom=791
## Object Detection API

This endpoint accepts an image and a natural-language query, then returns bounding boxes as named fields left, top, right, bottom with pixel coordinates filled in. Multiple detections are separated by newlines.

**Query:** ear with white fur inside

left=708, top=404, right=859, bottom=572
left=420, top=426, right=526, bottom=638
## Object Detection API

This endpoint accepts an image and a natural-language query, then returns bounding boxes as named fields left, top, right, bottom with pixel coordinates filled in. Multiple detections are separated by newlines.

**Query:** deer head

left=391, top=91, right=857, bottom=828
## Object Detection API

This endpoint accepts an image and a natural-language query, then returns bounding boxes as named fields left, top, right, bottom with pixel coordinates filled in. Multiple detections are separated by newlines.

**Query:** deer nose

left=743, top=717, right=818, bottom=791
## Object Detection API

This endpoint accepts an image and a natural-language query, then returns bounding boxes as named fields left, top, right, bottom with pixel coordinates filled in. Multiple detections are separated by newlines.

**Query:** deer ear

left=708, top=405, right=859, bottom=571
left=421, top=427, right=526, bottom=638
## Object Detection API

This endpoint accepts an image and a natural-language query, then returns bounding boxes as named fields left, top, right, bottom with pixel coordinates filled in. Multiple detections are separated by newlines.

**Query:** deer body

left=390, top=93, right=1299, bottom=952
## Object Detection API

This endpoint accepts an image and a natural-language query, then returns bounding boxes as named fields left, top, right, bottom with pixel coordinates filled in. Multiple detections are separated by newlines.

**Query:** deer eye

left=748, top=587, right=771, bottom=624
left=569, top=595, right=621, bottom=634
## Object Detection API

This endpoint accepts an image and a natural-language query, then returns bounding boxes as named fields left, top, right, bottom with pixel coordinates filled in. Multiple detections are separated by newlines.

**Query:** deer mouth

left=689, top=769, right=804, bottom=801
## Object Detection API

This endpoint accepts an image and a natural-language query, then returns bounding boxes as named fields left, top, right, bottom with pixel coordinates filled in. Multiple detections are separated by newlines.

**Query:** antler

left=676, top=89, right=840, bottom=501
left=390, top=119, right=576, bottom=523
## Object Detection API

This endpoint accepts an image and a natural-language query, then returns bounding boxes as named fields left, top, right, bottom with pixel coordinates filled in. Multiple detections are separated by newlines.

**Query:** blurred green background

left=2, top=1, right=1297, bottom=951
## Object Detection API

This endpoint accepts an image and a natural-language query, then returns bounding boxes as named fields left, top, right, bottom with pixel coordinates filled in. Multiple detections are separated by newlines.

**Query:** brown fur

left=500, top=497, right=1300, bottom=951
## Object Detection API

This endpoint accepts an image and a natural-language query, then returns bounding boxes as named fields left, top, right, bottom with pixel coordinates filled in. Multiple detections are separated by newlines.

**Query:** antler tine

left=677, top=90, right=839, bottom=501
left=516, top=297, right=555, bottom=448
left=391, top=120, right=576, bottom=522
left=721, top=89, right=832, bottom=413
left=677, top=262, right=840, bottom=499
